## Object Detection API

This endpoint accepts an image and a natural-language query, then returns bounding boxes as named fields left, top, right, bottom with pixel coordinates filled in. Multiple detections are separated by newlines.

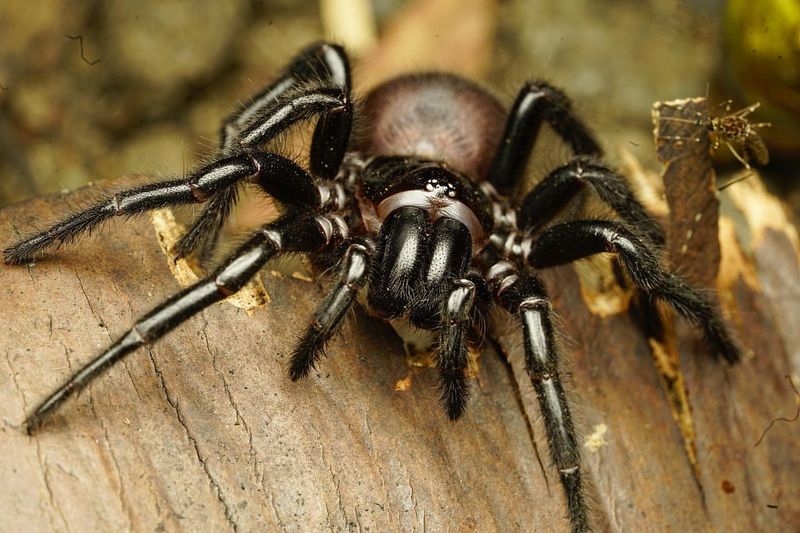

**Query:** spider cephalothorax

left=3, top=42, right=740, bottom=533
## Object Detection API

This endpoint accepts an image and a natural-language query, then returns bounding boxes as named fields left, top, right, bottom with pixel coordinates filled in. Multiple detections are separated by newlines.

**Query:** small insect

left=4, top=43, right=741, bottom=533
left=656, top=97, right=771, bottom=189
left=708, top=101, right=770, bottom=170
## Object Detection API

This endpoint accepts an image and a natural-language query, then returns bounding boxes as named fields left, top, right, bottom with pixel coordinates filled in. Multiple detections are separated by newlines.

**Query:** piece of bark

left=2, top=163, right=799, bottom=532
left=653, top=97, right=721, bottom=285
left=3, top=92, right=800, bottom=533
left=1, top=184, right=568, bottom=531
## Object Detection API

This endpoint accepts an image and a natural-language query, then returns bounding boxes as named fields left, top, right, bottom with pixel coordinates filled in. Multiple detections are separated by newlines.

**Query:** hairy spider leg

left=486, top=81, right=602, bottom=194
left=517, top=157, right=665, bottom=245
left=498, top=275, right=588, bottom=533
left=3, top=148, right=328, bottom=265
left=176, top=42, right=353, bottom=261
left=175, top=83, right=351, bottom=260
left=3, top=155, right=256, bottom=264
left=290, top=239, right=373, bottom=380
left=24, top=208, right=346, bottom=433
left=435, top=279, right=477, bottom=420
left=528, top=220, right=741, bottom=363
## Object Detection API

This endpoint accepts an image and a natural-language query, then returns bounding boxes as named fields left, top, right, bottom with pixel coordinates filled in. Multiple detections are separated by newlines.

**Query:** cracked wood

left=1, top=157, right=799, bottom=530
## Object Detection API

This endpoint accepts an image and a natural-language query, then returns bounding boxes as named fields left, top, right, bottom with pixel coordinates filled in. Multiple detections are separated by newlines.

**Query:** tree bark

left=2, top=112, right=799, bottom=532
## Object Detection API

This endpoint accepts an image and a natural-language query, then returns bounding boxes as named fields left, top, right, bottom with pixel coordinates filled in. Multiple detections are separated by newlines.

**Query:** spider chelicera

left=4, top=42, right=740, bottom=532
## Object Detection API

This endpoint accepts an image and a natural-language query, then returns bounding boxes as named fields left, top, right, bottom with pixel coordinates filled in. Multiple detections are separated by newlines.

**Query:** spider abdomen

left=360, top=73, right=506, bottom=180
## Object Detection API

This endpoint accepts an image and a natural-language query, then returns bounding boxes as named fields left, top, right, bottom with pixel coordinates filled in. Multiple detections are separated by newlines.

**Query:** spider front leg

left=4, top=154, right=259, bottom=264
left=517, top=157, right=666, bottom=245
left=23, top=207, right=346, bottom=433
left=528, top=220, right=741, bottom=362
left=176, top=42, right=353, bottom=261
left=3, top=151, right=328, bottom=264
left=497, top=275, right=588, bottom=533
left=486, top=81, right=602, bottom=194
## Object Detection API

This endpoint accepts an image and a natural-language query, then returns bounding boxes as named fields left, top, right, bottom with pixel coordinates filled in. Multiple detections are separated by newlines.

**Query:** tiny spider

left=4, top=42, right=741, bottom=532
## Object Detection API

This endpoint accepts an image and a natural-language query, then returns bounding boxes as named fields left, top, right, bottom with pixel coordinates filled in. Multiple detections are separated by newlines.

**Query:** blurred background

left=1, top=0, right=798, bottom=218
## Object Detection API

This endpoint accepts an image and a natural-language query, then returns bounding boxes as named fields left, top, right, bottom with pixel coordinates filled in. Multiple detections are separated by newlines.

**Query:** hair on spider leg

left=496, top=296, right=605, bottom=523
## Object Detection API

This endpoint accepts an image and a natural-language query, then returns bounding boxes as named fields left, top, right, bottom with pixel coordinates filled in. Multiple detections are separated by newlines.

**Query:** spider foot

left=439, top=369, right=470, bottom=420
left=289, top=326, right=327, bottom=381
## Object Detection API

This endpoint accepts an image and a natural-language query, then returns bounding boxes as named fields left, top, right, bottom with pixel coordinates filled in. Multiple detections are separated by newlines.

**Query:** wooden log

left=1, top=187, right=568, bottom=530
left=1, top=109, right=798, bottom=533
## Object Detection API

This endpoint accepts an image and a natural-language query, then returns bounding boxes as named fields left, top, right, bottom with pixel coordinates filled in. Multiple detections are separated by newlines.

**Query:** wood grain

left=1, top=184, right=566, bottom=531
left=3, top=156, right=799, bottom=531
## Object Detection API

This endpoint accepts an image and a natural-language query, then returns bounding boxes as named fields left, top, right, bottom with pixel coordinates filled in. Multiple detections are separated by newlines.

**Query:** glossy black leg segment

left=310, top=105, right=353, bottom=180
left=517, top=157, right=665, bottom=245
left=498, top=276, right=587, bottom=533
left=436, top=279, right=477, bottom=420
left=220, top=42, right=351, bottom=153
left=368, top=207, right=431, bottom=318
left=529, top=220, right=741, bottom=362
left=176, top=42, right=352, bottom=260
left=236, top=86, right=348, bottom=151
left=302, top=43, right=352, bottom=180
left=170, top=152, right=323, bottom=261
left=409, top=217, right=472, bottom=329
left=487, top=81, right=602, bottom=193
left=23, top=208, right=334, bottom=433
left=4, top=154, right=260, bottom=264
left=290, top=239, right=373, bottom=380
left=252, top=152, right=321, bottom=207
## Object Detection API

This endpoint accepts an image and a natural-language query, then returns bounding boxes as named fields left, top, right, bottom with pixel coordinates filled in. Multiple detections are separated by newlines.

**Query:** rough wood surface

left=3, top=88, right=800, bottom=533
left=2, top=143, right=799, bottom=532
left=2, top=187, right=567, bottom=531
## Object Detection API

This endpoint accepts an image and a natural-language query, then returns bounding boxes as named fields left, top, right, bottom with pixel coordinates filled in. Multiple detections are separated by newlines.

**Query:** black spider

left=3, top=43, right=740, bottom=533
